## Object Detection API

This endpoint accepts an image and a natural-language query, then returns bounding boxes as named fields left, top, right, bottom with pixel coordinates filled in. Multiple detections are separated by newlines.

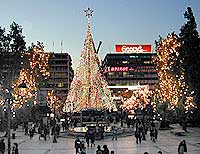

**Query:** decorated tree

left=153, top=33, right=195, bottom=112
left=121, top=85, right=151, bottom=113
left=12, top=41, right=50, bottom=108
left=178, top=7, right=200, bottom=107
left=63, top=8, right=113, bottom=112
left=12, top=68, right=37, bottom=108
left=46, top=89, right=62, bottom=112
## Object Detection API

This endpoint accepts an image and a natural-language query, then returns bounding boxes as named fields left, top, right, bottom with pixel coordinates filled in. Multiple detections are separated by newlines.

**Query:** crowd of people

left=0, top=111, right=189, bottom=154
left=134, top=118, right=159, bottom=144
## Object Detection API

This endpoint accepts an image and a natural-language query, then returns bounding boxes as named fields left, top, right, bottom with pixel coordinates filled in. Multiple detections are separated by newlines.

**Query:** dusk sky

left=0, top=0, right=200, bottom=68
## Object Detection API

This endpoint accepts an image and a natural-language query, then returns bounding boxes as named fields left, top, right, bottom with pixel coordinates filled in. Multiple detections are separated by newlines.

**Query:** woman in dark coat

left=178, top=140, right=187, bottom=154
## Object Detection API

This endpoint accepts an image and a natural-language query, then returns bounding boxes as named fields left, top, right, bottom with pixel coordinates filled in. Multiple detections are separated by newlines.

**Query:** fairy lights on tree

left=152, top=33, right=196, bottom=112
left=12, top=41, right=50, bottom=108
left=46, top=90, right=62, bottom=112
left=121, top=85, right=151, bottom=113
left=63, top=8, right=113, bottom=112
left=26, top=41, right=50, bottom=82
left=12, top=68, right=37, bottom=108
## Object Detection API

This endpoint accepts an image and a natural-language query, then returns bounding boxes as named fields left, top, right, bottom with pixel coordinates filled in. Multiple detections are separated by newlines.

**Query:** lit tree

left=46, top=90, right=62, bottom=112
left=25, top=41, right=50, bottom=86
left=178, top=7, right=200, bottom=107
left=12, top=68, right=37, bottom=108
left=63, top=8, right=113, bottom=112
left=121, top=85, right=151, bottom=113
left=153, top=33, right=195, bottom=112
left=12, top=41, right=50, bottom=108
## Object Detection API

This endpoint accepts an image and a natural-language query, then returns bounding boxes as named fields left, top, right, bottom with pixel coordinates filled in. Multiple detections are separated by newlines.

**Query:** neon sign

left=115, top=44, right=151, bottom=53
left=106, top=66, right=157, bottom=72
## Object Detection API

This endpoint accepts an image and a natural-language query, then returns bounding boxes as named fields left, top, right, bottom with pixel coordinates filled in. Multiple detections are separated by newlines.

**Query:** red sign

left=106, top=66, right=157, bottom=72
left=115, top=44, right=151, bottom=53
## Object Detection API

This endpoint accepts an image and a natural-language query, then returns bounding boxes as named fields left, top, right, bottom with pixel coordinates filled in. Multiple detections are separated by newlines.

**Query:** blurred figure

left=112, top=126, right=117, bottom=140
left=85, top=130, right=90, bottom=147
left=135, top=129, right=142, bottom=144
left=12, top=143, right=19, bottom=154
left=102, top=145, right=109, bottom=154
left=74, top=136, right=81, bottom=154
left=178, top=140, right=187, bottom=154
left=0, top=139, right=5, bottom=154
left=96, top=145, right=103, bottom=154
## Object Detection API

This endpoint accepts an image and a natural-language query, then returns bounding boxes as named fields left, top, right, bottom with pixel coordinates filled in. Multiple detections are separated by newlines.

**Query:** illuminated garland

left=12, top=42, right=50, bottom=108
left=46, top=90, right=62, bottom=112
left=121, top=85, right=151, bottom=113
left=64, top=20, right=113, bottom=112
left=152, top=33, right=196, bottom=112
left=12, top=68, right=37, bottom=108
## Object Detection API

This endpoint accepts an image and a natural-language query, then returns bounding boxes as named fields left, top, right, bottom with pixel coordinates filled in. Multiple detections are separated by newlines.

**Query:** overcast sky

left=0, top=0, right=200, bottom=69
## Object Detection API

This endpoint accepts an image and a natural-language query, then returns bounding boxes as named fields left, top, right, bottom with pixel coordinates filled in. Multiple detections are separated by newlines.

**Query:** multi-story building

left=102, top=44, right=158, bottom=97
left=48, top=53, right=74, bottom=102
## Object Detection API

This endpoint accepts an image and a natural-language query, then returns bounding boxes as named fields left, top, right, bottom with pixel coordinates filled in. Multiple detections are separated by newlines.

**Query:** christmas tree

left=152, top=33, right=195, bottom=112
left=63, top=8, right=113, bottom=112
left=12, top=42, right=50, bottom=108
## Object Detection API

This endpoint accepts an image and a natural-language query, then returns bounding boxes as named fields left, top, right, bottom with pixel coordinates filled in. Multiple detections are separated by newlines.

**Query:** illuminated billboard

left=115, top=44, right=151, bottom=53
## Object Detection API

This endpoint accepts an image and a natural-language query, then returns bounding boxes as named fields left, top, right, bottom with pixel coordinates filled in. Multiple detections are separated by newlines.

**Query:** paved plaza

left=1, top=125, right=200, bottom=154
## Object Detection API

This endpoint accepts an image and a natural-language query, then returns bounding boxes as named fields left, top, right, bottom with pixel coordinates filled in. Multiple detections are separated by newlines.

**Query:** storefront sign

left=106, top=66, right=157, bottom=72
left=115, top=44, right=151, bottom=53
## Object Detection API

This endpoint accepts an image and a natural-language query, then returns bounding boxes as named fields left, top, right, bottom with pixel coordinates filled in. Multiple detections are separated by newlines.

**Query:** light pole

left=6, top=82, right=27, bottom=154
left=52, top=102, right=57, bottom=143
left=6, top=89, right=11, bottom=154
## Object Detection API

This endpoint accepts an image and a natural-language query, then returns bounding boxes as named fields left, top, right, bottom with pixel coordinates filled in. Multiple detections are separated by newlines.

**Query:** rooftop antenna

left=61, top=40, right=63, bottom=53
left=53, top=41, right=55, bottom=52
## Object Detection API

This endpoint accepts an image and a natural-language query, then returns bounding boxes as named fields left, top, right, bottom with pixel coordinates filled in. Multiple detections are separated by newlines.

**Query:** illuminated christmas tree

left=12, top=68, right=37, bottom=108
left=63, top=8, right=113, bottom=112
left=153, top=33, right=195, bottom=112
left=12, top=42, right=50, bottom=108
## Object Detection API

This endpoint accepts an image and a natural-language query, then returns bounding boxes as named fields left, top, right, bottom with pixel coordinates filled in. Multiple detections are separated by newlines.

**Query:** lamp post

left=5, top=81, right=27, bottom=154
left=6, top=88, right=12, bottom=154
left=52, top=101, right=57, bottom=143
left=120, top=107, right=123, bottom=127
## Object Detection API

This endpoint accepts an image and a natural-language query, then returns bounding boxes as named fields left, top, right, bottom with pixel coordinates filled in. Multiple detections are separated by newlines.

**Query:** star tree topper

left=84, top=8, right=94, bottom=18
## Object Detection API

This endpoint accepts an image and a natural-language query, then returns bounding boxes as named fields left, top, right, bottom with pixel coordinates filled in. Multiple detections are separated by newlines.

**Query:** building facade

left=42, top=53, right=74, bottom=104
left=102, top=44, right=158, bottom=97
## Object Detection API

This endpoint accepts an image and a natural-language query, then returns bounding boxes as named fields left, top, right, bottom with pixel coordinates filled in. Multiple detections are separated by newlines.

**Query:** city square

left=1, top=1, right=200, bottom=154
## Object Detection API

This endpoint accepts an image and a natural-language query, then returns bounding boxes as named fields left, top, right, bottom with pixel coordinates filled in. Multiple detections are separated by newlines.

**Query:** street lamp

left=52, top=102, right=57, bottom=143
left=5, top=81, right=27, bottom=154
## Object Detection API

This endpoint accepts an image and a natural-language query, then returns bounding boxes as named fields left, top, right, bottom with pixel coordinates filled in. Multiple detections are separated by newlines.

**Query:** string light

left=12, top=43, right=50, bottom=108
left=63, top=16, right=113, bottom=112
left=121, top=85, right=151, bottom=112
left=152, top=33, right=196, bottom=112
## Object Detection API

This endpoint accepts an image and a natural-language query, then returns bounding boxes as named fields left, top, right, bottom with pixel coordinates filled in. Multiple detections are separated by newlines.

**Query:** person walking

left=178, top=140, right=187, bottom=154
left=12, top=143, right=19, bottom=154
left=112, top=126, right=117, bottom=140
left=96, top=145, right=103, bottom=154
left=85, top=130, right=90, bottom=147
left=29, top=128, right=34, bottom=139
left=0, top=139, right=5, bottom=154
left=90, top=132, right=95, bottom=147
left=102, top=145, right=109, bottom=154
left=135, top=129, right=142, bottom=144
left=74, top=136, right=81, bottom=154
